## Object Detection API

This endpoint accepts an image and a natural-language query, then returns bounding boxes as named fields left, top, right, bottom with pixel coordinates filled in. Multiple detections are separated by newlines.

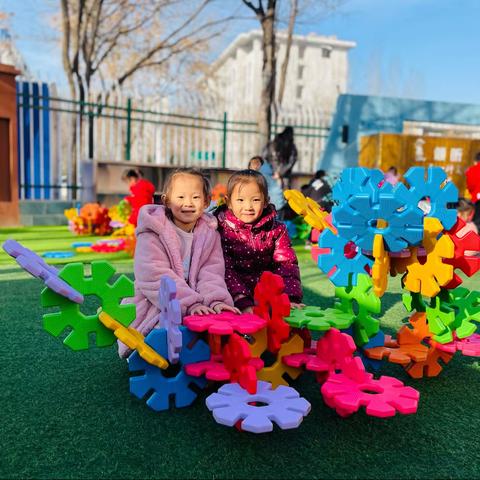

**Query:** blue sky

left=1, top=0, right=479, bottom=104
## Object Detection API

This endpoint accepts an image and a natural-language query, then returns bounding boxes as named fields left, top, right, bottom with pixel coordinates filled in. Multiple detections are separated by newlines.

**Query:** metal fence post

left=125, top=98, right=132, bottom=161
left=222, top=111, right=227, bottom=168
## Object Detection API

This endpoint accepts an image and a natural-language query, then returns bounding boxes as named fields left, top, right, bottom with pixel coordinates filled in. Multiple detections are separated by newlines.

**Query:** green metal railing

left=17, top=92, right=330, bottom=173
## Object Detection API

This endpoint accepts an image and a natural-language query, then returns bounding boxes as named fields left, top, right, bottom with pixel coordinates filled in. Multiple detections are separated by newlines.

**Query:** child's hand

left=290, top=302, right=305, bottom=309
left=212, top=303, right=241, bottom=314
left=189, top=305, right=215, bottom=315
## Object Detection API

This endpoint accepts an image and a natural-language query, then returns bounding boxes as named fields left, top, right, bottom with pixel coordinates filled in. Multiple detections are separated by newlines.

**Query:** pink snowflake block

left=183, top=311, right=267, bottom=335
left=431, top=333, right=480, bottom=357
left=185, top=354, right=263, bottom=381
left=321, top=369, right=420, bottom=418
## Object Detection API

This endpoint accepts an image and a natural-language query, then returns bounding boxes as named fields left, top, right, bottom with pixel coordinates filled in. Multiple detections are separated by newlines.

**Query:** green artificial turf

left=2, top=227, right=480, bottom=479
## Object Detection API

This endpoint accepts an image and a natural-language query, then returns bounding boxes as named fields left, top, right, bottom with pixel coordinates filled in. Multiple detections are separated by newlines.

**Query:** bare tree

left=242, top=0, right=277, bottom=149
left=59, top=0, right=237, bottom=183
left=277, top=0, right=297, bottom=108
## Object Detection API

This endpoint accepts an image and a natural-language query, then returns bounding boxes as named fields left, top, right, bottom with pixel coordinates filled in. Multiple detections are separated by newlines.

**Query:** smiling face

left=165, top=174, right=209, bottom=231
left=228, top=180, right=266, bottom=224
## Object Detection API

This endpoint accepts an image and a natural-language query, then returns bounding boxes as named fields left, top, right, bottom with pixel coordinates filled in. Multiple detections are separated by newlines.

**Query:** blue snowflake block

left=128, top=327, right=210, bottom=411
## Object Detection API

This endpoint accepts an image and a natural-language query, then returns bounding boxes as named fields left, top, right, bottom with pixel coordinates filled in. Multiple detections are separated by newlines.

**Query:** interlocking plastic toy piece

left=183, top=311, right=266, bottom=335
left=129, top=327, right=210, bottom=411
left=99, top=311, right=168, bottom=369
left=404, top=166, right=458, bottom=230
left=441, top=287, right=480, bottom=339
left=253, top=272, right=291, bottom=353
left=185, top=353, right=264, bottom=382
left=284, top=189, right=336, bottom=233
left=334, top=183, right=424, bottom=253
left=206, top=380, right=311, bottom=433
left=283, top=328, right=358, bottom=383
left=2, top=239, right=84, bottom=303
left=443, top=218, right=480, bottom=289
left=403, top=218, right=454, bottom=298
left=364, top=313, right=429, bottom=366
left=357, top=330, right=385, bottom=371
left=425, top=294, right=456, bottom=344
left=41, top=261, right=135, bottom=350
left=42, top=251, right=75, bottom=259
left=317, top=229, right=373, bottom=287
left=432, top=333, right=480, bottom=357
left=335, top=274, right=381, bottom=345
left=223, top=333, right=262, bottom=394
left=286, top=305, right=354, bottom=331
left=257, top=334, right=304, bottom=388
left=371, top=234, right=390, bottom=297
left=396, top=312, right=454, bottom=378
left=159, top=276, right=182, bottom=364
left=332, top=167, right=384, bottom=204
left=321, top=366, right=420, bottom=418
left=249, top=327, right=268, bottom=358
left=402, top=291, right=428, bottom=313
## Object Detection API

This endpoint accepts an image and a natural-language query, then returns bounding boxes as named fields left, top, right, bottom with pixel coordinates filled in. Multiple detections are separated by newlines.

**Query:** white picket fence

left=17, top=83, right=330, bottom=200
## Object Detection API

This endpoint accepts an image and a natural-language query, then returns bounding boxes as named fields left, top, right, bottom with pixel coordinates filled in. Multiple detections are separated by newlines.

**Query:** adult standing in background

left=466, top=152, right=480, bottom=231
left=262, top=126, right=298, bottom=189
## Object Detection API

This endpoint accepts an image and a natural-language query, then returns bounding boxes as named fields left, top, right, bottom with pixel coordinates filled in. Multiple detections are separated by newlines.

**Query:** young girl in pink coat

left=118, top=168, right=237, bottom=358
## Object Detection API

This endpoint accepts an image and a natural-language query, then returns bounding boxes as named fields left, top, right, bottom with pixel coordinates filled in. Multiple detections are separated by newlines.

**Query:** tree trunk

left=277, top=0, right=297, bottom=108
left=258, top=0, right=276, bottom=150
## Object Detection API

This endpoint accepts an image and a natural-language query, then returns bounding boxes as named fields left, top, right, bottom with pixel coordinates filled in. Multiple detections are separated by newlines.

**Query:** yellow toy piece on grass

left=372, top=234, right=390, bottom=298
left=99, top=311, right=169, bottom=370
left=403, top=217, right=454, bottom=298
left=256, top=334, right=304, bottom=388
left=284, top=190, right=336, bottom=233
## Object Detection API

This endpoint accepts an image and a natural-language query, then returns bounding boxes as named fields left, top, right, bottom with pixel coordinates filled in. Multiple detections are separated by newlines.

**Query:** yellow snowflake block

left=99, top=311, right=169, bottom=370
left=249, top=327, right=268, bottom=358
left=256, top=334, right=304, bottom=388
left=284, top=189, right=336, bottom=233
left=403, top=217, right=454, bottom=298
left=372, top=234, right=390, bottom=297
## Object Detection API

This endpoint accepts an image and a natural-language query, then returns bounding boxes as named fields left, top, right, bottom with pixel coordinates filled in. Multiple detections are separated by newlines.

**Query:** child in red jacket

left=122, top=169, right=156, bottom=226
left=215, top=169, right=303, bottom=312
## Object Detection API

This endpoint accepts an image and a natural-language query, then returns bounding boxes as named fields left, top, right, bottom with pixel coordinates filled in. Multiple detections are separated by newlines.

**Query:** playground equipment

left=4, top=166, right=480, bottom=433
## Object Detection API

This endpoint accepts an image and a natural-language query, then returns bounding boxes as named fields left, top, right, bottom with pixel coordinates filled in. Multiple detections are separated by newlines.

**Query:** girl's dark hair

left=227, top=169, right=269, bottom=203
left=248, top=156, right=264, bottom=169
left=161, top=167, right=211, bottom=204
left=122, top=168, right=140, bottom=181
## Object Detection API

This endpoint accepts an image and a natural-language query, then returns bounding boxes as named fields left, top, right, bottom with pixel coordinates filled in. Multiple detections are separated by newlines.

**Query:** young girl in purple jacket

left=214, top=169, right=303, bottom=312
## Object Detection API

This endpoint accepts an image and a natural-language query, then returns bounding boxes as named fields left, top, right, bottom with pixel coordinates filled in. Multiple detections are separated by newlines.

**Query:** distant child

left=118, top=168, right=237, bottom=358
left=122, top=169, right=156, bottom=226
left=457, top=197, right=478, bottom=234
left=248, top=156, right=264, bottom=171
left=383, top=166, right=400, bottom=186
left=214, top=169, right=303, bottom=312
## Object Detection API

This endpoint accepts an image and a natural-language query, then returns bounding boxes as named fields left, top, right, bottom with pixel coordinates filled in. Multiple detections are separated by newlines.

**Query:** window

left=298, top=44, right=305, bottom=59
left=296, top=85, right=303, bottom=99
left=322, top=48, right=331, bottom=58
left=298, top=65, right=304, bottom=79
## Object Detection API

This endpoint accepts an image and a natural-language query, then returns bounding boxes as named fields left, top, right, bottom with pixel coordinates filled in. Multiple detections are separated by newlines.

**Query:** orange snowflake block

left=284, top=189, right=336, bottom=233
left=403, top=217, right=454, bottom=297
left=371, top=234, right=390, bottom=297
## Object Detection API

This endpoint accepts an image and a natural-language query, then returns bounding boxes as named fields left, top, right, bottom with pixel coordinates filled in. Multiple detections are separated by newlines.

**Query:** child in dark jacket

left=215, top=169, right=303, bottom=312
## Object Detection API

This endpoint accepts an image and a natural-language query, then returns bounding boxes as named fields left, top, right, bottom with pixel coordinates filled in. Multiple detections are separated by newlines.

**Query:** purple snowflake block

left=159, top=275, right=182, bottom=364
left=206, top=381, right=311, bottom=433
left=3, top=239, right=83, bottom=304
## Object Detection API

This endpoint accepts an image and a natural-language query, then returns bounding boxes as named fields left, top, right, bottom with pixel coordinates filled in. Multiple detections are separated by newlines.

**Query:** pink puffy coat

left=118, top=205, right=233, bottom=357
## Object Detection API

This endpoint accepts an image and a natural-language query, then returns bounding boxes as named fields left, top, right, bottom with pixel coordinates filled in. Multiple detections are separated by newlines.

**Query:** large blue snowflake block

left=206, top=381, right=311, bottom=433
left=318, top=229, right=373, bottom=286
left=333, top=182, right=424, bottom=252
left=404, top=166, right=458, bottom=230
left=332, top=167, right=385, bottom=204
left=128, top=327, right=210, bottom=411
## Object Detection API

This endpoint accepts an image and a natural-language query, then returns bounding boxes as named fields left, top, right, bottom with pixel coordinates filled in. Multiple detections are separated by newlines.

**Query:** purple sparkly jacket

left=214, top=204, right=302, bottom=309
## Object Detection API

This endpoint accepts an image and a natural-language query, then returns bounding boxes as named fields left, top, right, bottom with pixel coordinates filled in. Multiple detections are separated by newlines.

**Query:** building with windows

left=203, top=29, right=356, bottom=121
left=0, top=28, right=30, bottom=75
